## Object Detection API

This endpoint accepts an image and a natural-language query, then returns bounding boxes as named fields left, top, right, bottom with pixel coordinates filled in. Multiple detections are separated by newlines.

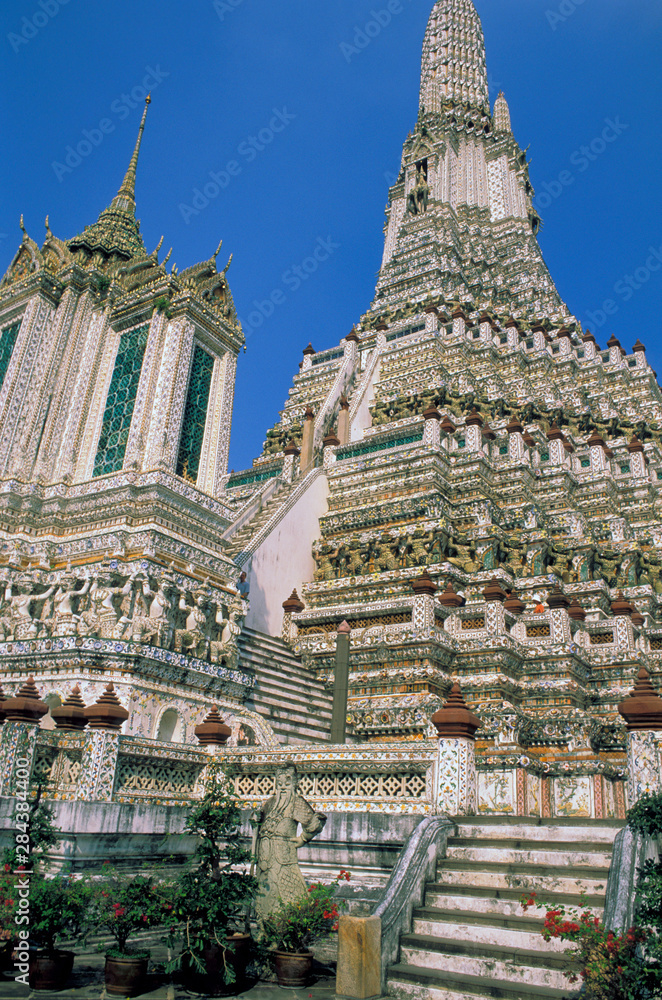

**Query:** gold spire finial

left=111, top=95, right=152, bottom=216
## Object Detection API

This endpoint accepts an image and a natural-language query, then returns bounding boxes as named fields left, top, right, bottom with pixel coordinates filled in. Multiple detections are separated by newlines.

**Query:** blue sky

left=1, top=0, right=661, bottom=472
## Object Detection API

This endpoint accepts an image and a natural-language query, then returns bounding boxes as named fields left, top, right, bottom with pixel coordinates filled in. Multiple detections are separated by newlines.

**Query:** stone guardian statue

left=252, top=765, right=326, bottom=922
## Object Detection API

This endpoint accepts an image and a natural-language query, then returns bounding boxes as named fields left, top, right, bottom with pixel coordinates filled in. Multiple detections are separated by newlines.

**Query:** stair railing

left=220, top=474, right=286, bottom=543
left=604, top=826, right=661, bottom=932
left=234, top=466, right=325, bottom=569
left=371, top=815, right=454, bottom=993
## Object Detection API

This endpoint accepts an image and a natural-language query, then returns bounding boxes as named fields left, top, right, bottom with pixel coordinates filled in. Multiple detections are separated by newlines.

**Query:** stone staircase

left=225, top=481, right=292, bottom=561
left=239, top=628, right=334, bottom=744
left=388, top=815, right=624, bottom=1000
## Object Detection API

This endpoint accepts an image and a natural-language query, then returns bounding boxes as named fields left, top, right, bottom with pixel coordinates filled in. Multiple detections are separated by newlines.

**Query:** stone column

left=582, top=330, right=598, bottom=361
left=282, top=589, right=305, bottom=644
left=412, top=570, right=438, bottom=634
left=479, top=313, right=494, bottom=344
left=618, top=667, right=662, bottom=805
left=547, top=423, right=566, bottom=466
left=482, top=578, right=507, bottom=636
left=633, top=339, right=648, bottom=369
left=331, top=622, right=351, bottom=744
left=547, top=587, right=572, bottom=643
left=300, top=405, right=315, bottom=473
left=424, top=306, right=439, bottom=334
left=337, top=396, right=350, bottom=445
left=465, top=408, right=484, bottom=453
left=302, top=343, right=315, bottom=372
left=344, top=327, right=360, bottom=364
left=506, top=319, right=520, bottom=350
left=0, top=677, right=48, bottom=797
left=376, top=326, right=387, bottom=350
left=627, top=436, right=648, bottom=478
left=588, top=429, right=608, bottom=474
left=323, top=432, right=340, bottom=471
left=557, top=327, right=573, bottom=356
left=432, top=684, right=481, bottom=816
left=607, top=334, right=625, bottom=367
left=507, top=415, right=525, bottom=464
left=531, top=323, right=546, bottom=352
left=423, top=405, right=441, bottom=450
left=452, top=308, right=467, bottom=340
left=282, top=442, right=300, bottom=483
left=611, top=592, right=636, bottom=653
left=76, top=683, right=130, bottom=802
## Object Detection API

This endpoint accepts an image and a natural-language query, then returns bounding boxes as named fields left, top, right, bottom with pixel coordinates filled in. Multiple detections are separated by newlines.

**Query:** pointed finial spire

left=111, top=95, right=151, bottom=215
left=212, top=238, right=223, bottom=261
left=493, top=92, right=512, bottom=134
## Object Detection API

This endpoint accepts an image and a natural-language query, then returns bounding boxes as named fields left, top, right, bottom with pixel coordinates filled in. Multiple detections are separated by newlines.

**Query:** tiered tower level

left=225, top=0, right=662, bottom=764
left=0, top=99, right=260, bottom=743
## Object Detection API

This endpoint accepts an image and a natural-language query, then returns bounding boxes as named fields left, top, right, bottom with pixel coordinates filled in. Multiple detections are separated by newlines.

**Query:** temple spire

left=111, top=95, right=151, bottom=215
left=420, top=0, right=489, bottom=116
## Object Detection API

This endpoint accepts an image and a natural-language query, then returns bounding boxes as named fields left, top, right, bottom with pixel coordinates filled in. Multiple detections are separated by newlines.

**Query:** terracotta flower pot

left=104, top=954, right=149, bottom=997
left=186, top=934, right=253, bottom=996
left=29, top=950, right=75, bottom=991
left=273, top=949, right=314, bottom=988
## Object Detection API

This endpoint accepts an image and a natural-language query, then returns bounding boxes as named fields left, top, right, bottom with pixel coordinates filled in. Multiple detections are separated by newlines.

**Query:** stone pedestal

left=423, top=406, right=441, bottom=450
left=77, top=729, right=121, bottom=802
left=452, top=310, right=467, bottom=340
left=435, top=738, right=477, bottom=816
left=618, top=667, right=662, bottom=805
left=432, top=684, right=481, bottom=816
left=0, top=721, right=40, bottom=797
left=412, top=571, right=437, bottom=634
left=282, top=589, right=304, bottom=643
left=336, top=916, right=382, bottom=1000
left=626, top=731, right=662, bottom=804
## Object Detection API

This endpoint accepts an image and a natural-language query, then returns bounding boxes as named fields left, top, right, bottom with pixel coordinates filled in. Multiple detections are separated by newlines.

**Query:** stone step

left=445, top=838, right=613, bottom=868
left=398, top=934, right=574, bottom=991
left=243, top=666, right=331, bottom=704
left=434, top=861, right=608, bottom=895
left=423, top=883, right=605, bottom=917
left=387, top=964, right=569, bottom=1000
left=411, top=907, right=570, bottom=953
left=248, top=699, right=332, bottom=733
left=454, top=817, right=624, bottom=843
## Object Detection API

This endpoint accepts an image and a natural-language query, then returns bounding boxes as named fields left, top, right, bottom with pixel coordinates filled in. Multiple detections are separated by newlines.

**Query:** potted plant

left=260, top=870, right=350, bottom=987
left=165, top=765, right=257, bottom=995
left=89, top=868, right=170, bottom=998
left=28, top=873, right=89, bottom=991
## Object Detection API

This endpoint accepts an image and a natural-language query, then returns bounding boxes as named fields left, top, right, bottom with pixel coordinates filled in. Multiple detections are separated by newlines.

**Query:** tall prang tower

left=220, top=0, right=662, bottom=769
left=0, top=99, right=270, bottom=746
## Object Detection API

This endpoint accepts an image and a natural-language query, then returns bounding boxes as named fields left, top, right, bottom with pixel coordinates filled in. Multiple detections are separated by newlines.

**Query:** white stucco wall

left=245, top=472, right=329, bottom=636
left=351, top=356, right=381, bottom=441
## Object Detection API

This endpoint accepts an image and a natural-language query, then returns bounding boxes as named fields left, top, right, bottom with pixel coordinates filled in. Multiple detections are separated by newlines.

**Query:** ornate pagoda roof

left=67, top=97, right=151, bottom=263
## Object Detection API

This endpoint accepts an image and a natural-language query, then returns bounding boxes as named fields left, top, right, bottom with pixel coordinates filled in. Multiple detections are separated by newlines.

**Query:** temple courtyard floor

left=0, top=943, right=338, bottom=1000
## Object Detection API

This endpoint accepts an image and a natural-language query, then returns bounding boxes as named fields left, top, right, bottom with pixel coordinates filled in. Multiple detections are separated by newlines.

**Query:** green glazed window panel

left=176, top=344, right=215, bottom=482
left=93, top=324, right=149, bottom=478
left=0, top=321, right=22, bottom=388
